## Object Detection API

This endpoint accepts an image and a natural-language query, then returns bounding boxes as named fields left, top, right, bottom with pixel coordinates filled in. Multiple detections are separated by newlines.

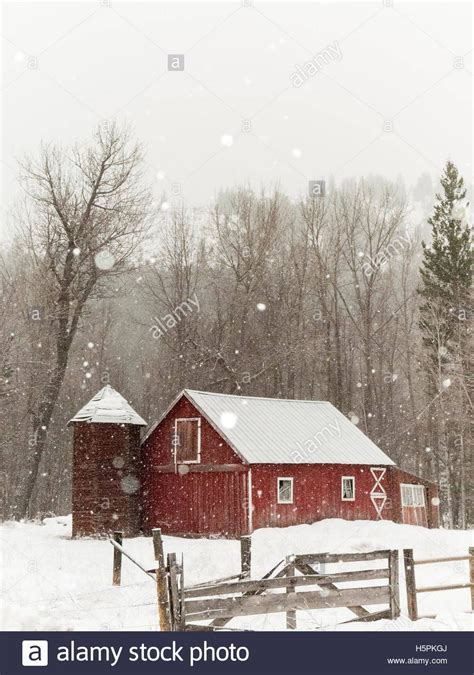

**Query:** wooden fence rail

left=183, top=568, right=389, bottom=598
left=109, top=536, right=156, bottom=581
left=403, top=547, right=474, bottom=620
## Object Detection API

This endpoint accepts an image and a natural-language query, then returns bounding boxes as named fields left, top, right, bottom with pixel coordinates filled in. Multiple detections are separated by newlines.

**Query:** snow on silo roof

left=68, top=385, right=147, bottom=426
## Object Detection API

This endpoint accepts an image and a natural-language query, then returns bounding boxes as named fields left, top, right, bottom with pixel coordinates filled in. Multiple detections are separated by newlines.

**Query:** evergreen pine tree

left=419, top=161, right=471, bottom=375
left=418, top=160, right=472, bottom=527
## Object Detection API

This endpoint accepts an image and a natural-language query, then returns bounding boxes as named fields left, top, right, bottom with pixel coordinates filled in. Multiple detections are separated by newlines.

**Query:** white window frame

left=174, top=417, right=201, bottom=464
left=400, top=483, right=426, bottom=508
left=277, top=477, right=294, bottom=504
left=341, top=476, right=356, bottom=501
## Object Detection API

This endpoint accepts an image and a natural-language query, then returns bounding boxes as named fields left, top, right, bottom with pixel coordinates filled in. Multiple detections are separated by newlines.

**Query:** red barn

left=69, top=386, right=439, bottom=538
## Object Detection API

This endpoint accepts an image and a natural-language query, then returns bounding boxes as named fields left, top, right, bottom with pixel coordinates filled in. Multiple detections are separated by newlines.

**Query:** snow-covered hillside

left=1, top=517, right=472, bottom=632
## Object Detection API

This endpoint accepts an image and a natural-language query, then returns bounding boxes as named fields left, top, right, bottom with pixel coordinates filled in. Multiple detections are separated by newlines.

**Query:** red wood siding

left=72, top=423, right=141, bottom=537
left=141, top=395, right=249, bottom=536
left=250, top=464, right=392, bottom=529
left=143, top=470, right=248, bottom=537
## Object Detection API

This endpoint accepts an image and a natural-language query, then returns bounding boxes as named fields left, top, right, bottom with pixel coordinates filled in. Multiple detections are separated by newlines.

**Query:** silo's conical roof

left=68, top=385, right=147, bottom=426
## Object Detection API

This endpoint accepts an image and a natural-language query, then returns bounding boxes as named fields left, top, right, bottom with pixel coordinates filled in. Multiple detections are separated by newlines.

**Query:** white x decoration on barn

left=370, top=467, right=387, bottom=519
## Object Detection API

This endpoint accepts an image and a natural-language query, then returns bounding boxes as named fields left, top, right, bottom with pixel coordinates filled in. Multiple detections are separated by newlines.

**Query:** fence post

left=179, top=554, right=185, bottom=629
left=167, top=552, right=181, bottom=631
left=388, top=550, right=400, bottom=619
left=469, top=547, right=474, bottom=611
left=285, top=555, right=296, bottom=630
left=152, top=528, right=171, bottom=632
left=240, top=535, right=252, bottom=578
left=112, top=531, right=123, bottom=586
left=403, top=548, right=418, bottom=621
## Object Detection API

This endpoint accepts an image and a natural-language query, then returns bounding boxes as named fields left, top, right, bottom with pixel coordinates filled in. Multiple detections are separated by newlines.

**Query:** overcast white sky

left=1, top=1, right=472, bottom=224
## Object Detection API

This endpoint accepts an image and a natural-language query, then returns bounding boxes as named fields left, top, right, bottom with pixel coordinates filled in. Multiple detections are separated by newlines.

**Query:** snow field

left=1, top=516, right=472, bottom=632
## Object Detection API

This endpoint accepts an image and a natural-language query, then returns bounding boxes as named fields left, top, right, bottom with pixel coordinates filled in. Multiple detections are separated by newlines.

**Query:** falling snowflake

left=161, top=201, right=170, bottom=211
left=348, top=412, right=359, bottom=425
left=121, top=475, right=140, bottom=494
left=112, top=456, right=125, bottom=469
left=220, top=134, right=233, bottom=147
left=292, top=148, right=302, bottom=159
left=442, top=378, right=451, bottom=388
left=220, top=411, right=237, bottom=429
left=94, top=249, right=115, bottom=271
left=72, top=247, right=81, bottom=256
left=256, top=303, right=266, bottom=312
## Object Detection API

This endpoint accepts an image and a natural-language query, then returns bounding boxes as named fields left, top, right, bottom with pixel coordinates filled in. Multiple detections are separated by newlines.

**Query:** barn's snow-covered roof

left=68, top=385, right=147, bottom=426
left=184, top=390, right=395, bottom=466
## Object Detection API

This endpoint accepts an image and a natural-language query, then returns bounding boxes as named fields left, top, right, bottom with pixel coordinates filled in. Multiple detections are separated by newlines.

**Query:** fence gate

left=168, top=548, right=400, bottom=631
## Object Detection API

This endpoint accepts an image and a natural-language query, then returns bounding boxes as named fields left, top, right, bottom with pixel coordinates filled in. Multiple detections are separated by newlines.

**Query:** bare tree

left=14, top=122, right=151, bottom=518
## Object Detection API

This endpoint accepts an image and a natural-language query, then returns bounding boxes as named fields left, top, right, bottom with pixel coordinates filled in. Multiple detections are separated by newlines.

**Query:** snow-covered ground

left=0, top=516, right=472, bottom=632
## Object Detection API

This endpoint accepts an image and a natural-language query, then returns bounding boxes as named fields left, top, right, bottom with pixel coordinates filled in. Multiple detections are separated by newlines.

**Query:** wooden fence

left=403, top=547, right=474, bottom=620
left=109, top=532, right=400, bottom=631
left=169, top=548, right=399, bottom=631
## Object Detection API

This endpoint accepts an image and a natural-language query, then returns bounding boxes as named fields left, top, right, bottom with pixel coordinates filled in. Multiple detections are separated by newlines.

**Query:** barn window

left=401, top=484, right=425, bottom=507
left=341, top=476, right=355, bottom=501
left=277, top=477, right=293, bottom=504
left=174, top=418, right=201, bottom=463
